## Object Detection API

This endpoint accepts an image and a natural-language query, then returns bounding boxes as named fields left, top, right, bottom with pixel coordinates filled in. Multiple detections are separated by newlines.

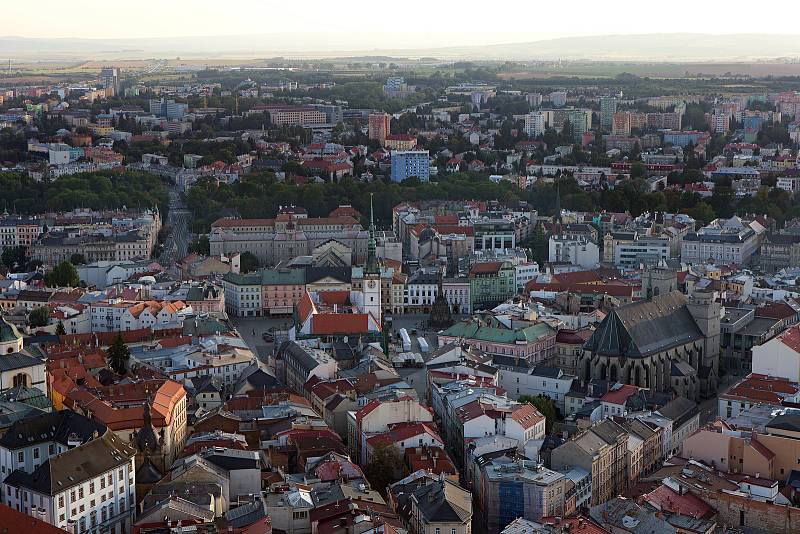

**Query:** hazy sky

left=3, top=0, right=800, bottom=44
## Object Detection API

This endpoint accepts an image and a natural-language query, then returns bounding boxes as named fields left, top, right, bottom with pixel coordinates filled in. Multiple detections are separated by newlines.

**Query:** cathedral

left=579, top=271, right=720, bottom=400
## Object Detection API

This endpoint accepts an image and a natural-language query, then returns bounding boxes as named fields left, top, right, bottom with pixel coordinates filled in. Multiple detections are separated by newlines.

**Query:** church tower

left=363, top=193, right=382, bottom=324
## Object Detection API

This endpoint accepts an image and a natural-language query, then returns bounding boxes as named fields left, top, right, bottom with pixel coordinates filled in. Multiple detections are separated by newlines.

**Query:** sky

left=3, top=0, right=800, bottom=46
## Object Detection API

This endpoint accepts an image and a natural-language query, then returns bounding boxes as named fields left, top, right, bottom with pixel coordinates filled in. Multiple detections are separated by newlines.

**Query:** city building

left=600, top=97, right=617, bottom=131
left=468, top=261, right=516, bottom=310
left=550, top=419, right=628, bottom=506
left=368, top=112, right=391, bottom=145
left=391, top=150, right=430, bottom=183
left=580, top=290, right=721, bottom=399
left=2, top=431, right=136, bottom=534
left=148, top=98, right=186, bottom=120
left=681, top=216, right=763, bottom=266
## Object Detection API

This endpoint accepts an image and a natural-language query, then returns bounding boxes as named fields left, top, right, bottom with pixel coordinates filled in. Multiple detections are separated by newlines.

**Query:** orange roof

left=311, top=313, right=374, bottom=335
left=0, top=504, right=71, bottom=534
left=469, top=262, right=503, bottom=276
left=510, top=403, right=545, bottom=430
left=297, top=291, right=316, bottom=323
left=778, top=325, right=800, bottom=353
left=318, top=291, right=351, bottom=307
left=601, top=384, right=640, bottom=405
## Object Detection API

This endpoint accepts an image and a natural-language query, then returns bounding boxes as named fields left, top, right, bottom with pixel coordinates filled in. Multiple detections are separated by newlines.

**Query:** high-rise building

left=549, top=91, right=568, bottom=107
left=567, top=109, right=590, bottom=142
left=391, top=150, right=430, bottom=182
left=612, top=112, right=632, bottom=135
left=368, top=112, right=391, bottom=145
left=100, top=67, right=120, bottom=97
left=526, top=92, right=543, bottom=108
left=524, top=111, right=546, bottom=137
left=600, top=96, right=617, bottom=131
left=148, top=98, right=187, bottom=120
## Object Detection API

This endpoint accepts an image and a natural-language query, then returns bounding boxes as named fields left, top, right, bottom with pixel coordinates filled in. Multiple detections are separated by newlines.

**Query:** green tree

left=1, top=246, right=26, bottom=271
left=69, top=253, right=86, bottom=265
left=518, top=395, right=558, bottom=434
left=239, top=251, right=260, bottom=273
left=55, top=321, right=66, bottom=336
left=189, top=234, right=210, bottom=255
left=363, top=441, right=403, bottom=496
left=28, top=306, right=50, bottom=328
left=106, top=333, right=130, bottom=375
left=44, top=260, right=80, bottom=287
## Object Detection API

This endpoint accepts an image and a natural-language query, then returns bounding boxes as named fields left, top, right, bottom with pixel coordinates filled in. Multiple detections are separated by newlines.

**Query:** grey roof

left=226, top=500, right=267, bottom=528
left=0, top=409, right=106, bottom=449
left=0, top=352, right=44, bottom=372
left=584, top=291, right=703, bottom=358
left=4, top=431, right=134, bottom=495
left=412, top=479, right=472, bottom=524
left=767, top=414, right=800, bottom=433
left=657, top=397, right=698, bottom=427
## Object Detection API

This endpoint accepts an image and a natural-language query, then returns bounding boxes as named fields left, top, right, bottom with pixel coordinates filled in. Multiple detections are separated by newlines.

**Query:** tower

left=644, top=263, right=677, bottom=299
left=363, top=193, right=382, bottom=323
left=686, top=289, right=721, bottom=393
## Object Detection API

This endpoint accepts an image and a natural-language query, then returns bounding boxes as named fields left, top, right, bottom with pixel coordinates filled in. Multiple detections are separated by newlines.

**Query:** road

left=698, top=373, right=739, bottom=425
left=159, top=187, right=192, bottom=270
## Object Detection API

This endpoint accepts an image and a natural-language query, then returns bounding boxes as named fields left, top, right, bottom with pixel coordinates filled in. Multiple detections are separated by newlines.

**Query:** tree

left=55, top=321, right=66, bottom=336
left=44, top=260, right=80, bottom=287
left=106, top=333, right=130, bottom=375
left=189, top=234, right=210, bottom=255
left=518, top=395, right=558, bottom=434
left=363, top=441, right=403, bottom=496
left=28, top=306, right=50, bottom=328
left=69, top=253, right=86, bottom=265
left=239, top=251, right=260, bottom=273
left=1, top=246, right=26, bottom=271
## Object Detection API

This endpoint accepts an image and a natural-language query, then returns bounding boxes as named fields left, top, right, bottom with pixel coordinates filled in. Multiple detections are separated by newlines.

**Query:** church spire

left=365, top=193, right=379, bottom=275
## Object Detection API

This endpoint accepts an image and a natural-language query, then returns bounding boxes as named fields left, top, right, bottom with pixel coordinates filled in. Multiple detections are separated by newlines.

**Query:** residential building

left=368, top=113, right=391, bottom=145
left=439, top=317, right=556, bottom=366
left=600, top=97, right=617, bottom=131
left=681, top=216, right=763, bottom=266
left=468, top=261, right=516, bottom=310
left=148, top=98, right=186, bottom=119
left=408, top=478, right=472, bottom=534
left=2, top=431, right=136, bottom=534
left=550, top=419, right=628, bottom=505
left=391, top=150, right=430, bottom=183
left=477, top=459, right=565, bottom=532
left=549, top=235, right=599, bottom=269
left=524, top=112, right=546, bottom=137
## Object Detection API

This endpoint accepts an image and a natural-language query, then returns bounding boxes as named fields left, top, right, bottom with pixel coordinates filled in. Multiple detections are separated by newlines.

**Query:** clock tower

left=363, top=193, right=382, bottom=323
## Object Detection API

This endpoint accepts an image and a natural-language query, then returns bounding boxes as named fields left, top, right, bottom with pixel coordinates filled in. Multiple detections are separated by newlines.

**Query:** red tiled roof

left=469, top=262, right=503, bottom=276
left=644, top=485, right=713, bottom=519
left=510, top=403, right=545, bottom=430
left=601, top=384, right=640, bottom=405
left=757, top=302, right=797, bottom=320
left=366, top=422, right=443, bottom=448
left=778, top=325, right=800, bottom=353
left=318, top=291, right=351, bottom=307
left=0, top=503, right=71, bottom=533
left=311, top=313, right=373, bottom=335
left=750, top=437, right=776, bottom=461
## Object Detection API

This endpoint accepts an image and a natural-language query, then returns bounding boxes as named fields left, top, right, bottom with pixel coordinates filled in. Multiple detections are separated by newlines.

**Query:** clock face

left=368, top=280, right=377, bottom=289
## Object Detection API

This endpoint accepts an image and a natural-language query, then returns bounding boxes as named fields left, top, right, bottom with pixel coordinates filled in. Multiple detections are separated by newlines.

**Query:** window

left=70, top=491, right=75, bottom=501
left=17, top=451, right=23, bottom=463
left=89, top=482, right=94, bottom=493
left=78, top=487, right=84, bottom=499
left=33, top=448, right=39, bottom=459
left=49, top=444, right=55, bottom=455
left=436, top=529, right=441, bottom=534
left=58, top=496, right=64, bottom=508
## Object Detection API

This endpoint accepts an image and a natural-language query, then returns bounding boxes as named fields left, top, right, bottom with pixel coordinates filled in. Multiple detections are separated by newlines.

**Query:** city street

left=160, top=187, right=192, bottom=271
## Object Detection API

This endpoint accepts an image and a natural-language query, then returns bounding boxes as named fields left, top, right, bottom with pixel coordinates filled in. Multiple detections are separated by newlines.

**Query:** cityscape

left=3, top=4, right=800, bottom=534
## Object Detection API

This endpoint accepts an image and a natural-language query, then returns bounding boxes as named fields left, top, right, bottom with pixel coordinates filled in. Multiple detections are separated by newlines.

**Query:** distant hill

left=2, top=33, right=800, bottom=61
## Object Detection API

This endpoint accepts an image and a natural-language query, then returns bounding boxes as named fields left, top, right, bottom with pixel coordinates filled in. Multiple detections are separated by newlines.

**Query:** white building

left=495, top=366, right=575, bottom=413
left=548, top=235, right=599, bottom=269
left=681, top=216, right=763, bottom=266
left=514, top=262, right=540, bottom=291
left=613, top=237, right=670, bottom=270
left=752, top=325, right=800, bottom=382
left=221, top=271, right=263, bottom=317
left=2, top=431, right=136, bottom=534
left=524, top=112, right=546, bottom=137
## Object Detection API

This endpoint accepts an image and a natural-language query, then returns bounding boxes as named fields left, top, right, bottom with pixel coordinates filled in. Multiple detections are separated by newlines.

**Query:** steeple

left=365, top=193, right=379, bottom=275
left=553, top=181, right=563, bottom=235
